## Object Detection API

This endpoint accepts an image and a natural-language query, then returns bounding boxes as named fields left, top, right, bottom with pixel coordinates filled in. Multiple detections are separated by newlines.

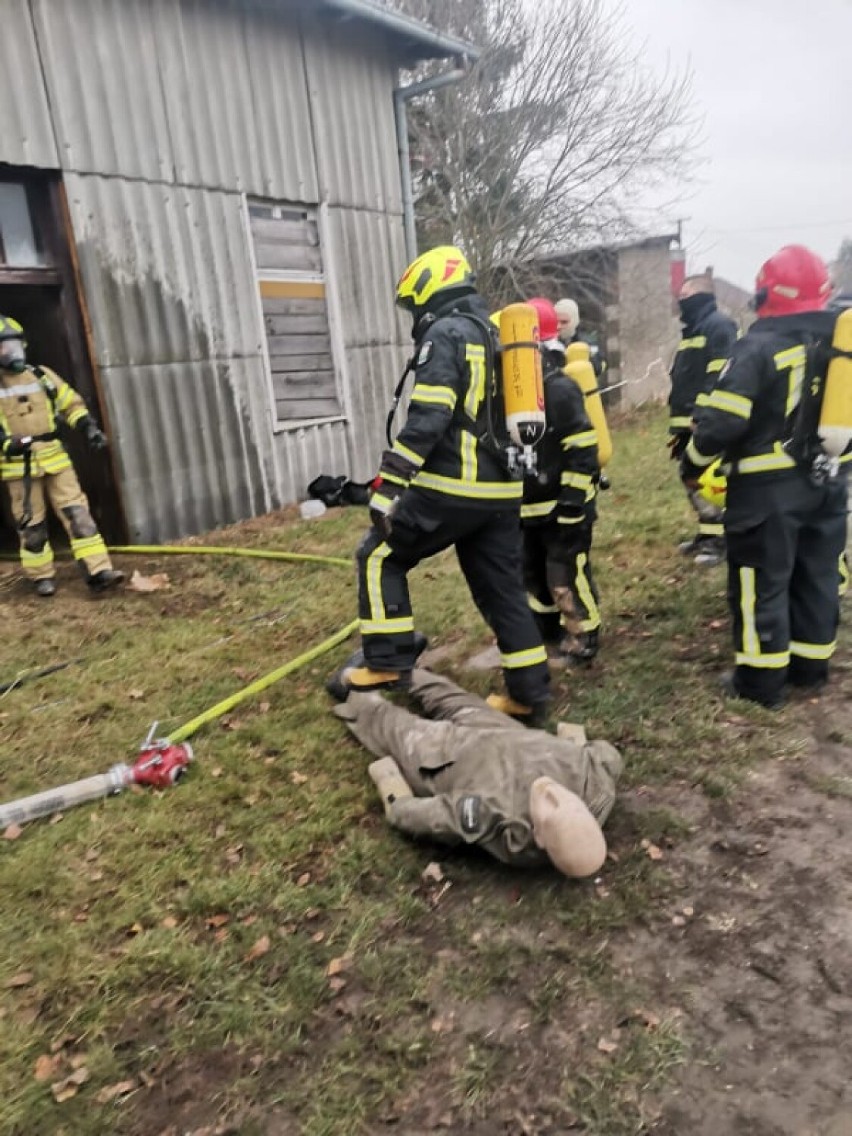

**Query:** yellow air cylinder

left=818, top=308, right=852, bottom=459
left=564, top=341, right=613, bottom=467
left=499, top=302, right=546, bottom=450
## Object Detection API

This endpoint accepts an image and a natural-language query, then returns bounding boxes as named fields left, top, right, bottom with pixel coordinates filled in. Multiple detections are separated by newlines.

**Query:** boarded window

left=249, top=202, right=341, bottom=422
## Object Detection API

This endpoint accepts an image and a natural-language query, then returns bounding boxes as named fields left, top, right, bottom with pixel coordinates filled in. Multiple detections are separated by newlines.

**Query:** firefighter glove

left=368, top=479, right=403, bottom=540
left=79, top=415, right=108, bottom=451
left=4, top=434, right=33, bottom=458
left=667, top=431, right=690, bottom=460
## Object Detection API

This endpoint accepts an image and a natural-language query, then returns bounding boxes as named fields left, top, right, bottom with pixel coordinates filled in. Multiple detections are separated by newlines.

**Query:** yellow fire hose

left=170, top=618, right=358, bottom=743
left=108, top=544, right=352, bottom=568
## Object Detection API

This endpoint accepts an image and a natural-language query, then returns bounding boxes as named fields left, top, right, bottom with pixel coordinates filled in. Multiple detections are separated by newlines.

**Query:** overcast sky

left=617, top=0, right=852, bottom=289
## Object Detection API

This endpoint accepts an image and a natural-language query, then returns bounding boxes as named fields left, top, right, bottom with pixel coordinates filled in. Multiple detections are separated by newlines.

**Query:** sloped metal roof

left=318, top=0, right=479, bottom=62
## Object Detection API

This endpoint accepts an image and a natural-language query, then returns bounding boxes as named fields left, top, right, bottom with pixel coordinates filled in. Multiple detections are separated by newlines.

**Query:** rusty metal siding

left=0, top=0, right=58, bottom=168
left=302, top=16, right=402, bottom=212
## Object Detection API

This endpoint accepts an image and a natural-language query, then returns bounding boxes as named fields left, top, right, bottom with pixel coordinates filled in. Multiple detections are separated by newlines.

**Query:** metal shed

left=0, top=0, right=474, bottom=541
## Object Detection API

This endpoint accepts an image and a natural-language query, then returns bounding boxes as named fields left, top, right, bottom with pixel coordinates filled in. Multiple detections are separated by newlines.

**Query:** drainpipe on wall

left=394, top=58, right=471, bottom=263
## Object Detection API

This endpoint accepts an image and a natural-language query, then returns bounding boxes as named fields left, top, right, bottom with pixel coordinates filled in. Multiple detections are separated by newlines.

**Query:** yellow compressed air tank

left=499, top=303, right=546, bottom=451
left=818, top=308, right=852, bottom=459
left=563, top=340, right=613, bottom=467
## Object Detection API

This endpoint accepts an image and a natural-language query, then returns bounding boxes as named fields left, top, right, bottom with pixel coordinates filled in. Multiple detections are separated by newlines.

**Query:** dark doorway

left=0, top=167, right=125, bottom=546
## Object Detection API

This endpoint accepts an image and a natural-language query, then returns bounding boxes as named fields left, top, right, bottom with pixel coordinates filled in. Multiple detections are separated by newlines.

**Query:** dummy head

left=529, top=776, right=607, bottom=878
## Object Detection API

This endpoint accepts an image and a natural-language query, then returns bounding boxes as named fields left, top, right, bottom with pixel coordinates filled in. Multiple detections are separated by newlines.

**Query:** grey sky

left=619, top=0, right=852, bottom=289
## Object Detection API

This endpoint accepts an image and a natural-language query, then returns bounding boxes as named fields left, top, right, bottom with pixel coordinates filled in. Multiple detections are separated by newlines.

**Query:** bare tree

left=388, top=0, right=698, bottom=302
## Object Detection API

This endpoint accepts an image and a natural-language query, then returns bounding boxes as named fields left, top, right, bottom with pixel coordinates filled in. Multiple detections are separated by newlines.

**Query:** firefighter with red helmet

left=680, top=245, right=848, bottom=708
left=0, top=315, right=123, bottom=597
left=328, top=247, right=550, bottom=725
left=522, top=297, right=601, bottom=662
left=668, top=275, right=738, bottom=566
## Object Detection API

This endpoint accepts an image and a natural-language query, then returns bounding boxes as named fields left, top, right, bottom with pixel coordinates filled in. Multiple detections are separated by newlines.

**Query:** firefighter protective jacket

left=668, top=295, right=738, bottom=433
left=683, top=312, right=852, bottom=480
left=380, top=294, right=522, bottom=506
left=521, top=346, right=599, bottom=526
left=0, top=365, right=88, bottom=480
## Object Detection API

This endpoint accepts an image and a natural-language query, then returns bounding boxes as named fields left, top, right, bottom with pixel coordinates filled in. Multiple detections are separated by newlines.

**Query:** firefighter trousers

left=5, top=467, right=112, bottom=581
left=725, top=473, right=847, bottom=704
left=523, top=519, right=601, bottom=643
left=356, top=489, right=550, bottom=707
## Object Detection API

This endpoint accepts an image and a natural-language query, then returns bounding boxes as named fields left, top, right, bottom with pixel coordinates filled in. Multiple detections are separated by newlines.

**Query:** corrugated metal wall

left=4, top=0, right=411, bottom=540
left=0, top=0, right=59, bottom=167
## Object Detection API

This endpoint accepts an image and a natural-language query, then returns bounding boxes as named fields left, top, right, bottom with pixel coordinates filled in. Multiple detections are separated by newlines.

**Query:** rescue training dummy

left=333, top=669, right=621, bottom=877
left=521, top=298, right=602, bottom=663
left=668, top=275, right=738, bottom=567
left=680, top=245, right=851, bottom=709
left=330, top=246, right=551, bottom=726
left=0, top=316, right=124, bottom=597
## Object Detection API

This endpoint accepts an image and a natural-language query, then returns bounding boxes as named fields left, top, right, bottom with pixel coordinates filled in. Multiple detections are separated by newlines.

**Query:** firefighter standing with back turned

left=680, top=246, right=850, bottom=710
left=522, top=298, right=601, bottom=662
left=327, top=246, right=551, bottom=725
left=668, top=275, right=738, bottom=566
left=0, top=315, right=124, bottom=597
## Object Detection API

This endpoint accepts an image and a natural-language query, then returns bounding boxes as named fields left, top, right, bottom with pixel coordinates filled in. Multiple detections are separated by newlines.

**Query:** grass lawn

left=0, top=405, right=814, bottom=1135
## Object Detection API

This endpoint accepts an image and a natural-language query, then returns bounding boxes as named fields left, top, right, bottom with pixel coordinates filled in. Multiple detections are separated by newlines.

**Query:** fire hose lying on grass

left=0, top=541, right=358, bottom=830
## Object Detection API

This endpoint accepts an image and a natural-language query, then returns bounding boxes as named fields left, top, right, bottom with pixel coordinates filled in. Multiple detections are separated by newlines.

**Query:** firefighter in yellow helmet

left=327, top=247, right=551, bottom=725
left=0, top=316, right=123, bottom=597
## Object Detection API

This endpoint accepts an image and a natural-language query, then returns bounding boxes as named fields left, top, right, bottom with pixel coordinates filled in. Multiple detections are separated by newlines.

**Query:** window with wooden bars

left=249, top=202, right=341, bottom=423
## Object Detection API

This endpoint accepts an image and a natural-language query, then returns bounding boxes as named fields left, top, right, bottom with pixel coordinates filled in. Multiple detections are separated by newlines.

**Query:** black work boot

left=560, top=629, right=599, bottom=664
left=719, top=670, right=785, bottom=711
left=34, top=578, right=56, bottom=598
left=88, top=568, right=125, bottom=593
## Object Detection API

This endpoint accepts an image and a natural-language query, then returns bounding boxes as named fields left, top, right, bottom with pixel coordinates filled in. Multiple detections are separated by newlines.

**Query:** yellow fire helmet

left=395, top=246, right=475, bottom=314
left=697, top=459, right=727, bottom=511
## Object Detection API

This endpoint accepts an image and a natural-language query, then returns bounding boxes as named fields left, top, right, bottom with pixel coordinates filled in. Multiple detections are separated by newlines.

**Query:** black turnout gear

left=683, top=311, right=850, bottom=706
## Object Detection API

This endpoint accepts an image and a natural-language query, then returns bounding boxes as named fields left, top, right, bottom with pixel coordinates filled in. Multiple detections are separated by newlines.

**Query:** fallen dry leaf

left=127, top=569, right=170, bottom=593
left=597, top=1037, right=619, bottom=1054
left=34, top=1054, right=60, bottom=1082
left=3, top=823, right=23, bottom=841
left=258, top=701, right=271, bottom=714
left=206, top=913, right=230, bottom=929
left=244, top=934, right=271, bottom=963
left=326, top=956, right=351, bottom=978
left=127, top=689, right=145, bottom=701
left=640, top=839, right=664, bottom=861
left=51, top=1066, right=89, bottom=1102
left=290, top=771, right=308, bottom=785
left=6, top=971, right=34, bottom=988
left=95, top=1079, right=136, bottom=1104
left=161, top=916, right=179, bottom=930
left=296, top=872, right=311, bottom=887
left=328, top=977, right=347, bottom=994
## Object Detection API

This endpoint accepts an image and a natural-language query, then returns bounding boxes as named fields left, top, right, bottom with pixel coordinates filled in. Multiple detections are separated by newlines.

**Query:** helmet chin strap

left=749, top=287, right=768, bottom=313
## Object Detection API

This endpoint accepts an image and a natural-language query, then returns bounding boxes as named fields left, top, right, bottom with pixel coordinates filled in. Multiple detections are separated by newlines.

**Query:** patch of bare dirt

left=616, top=681, right=852, bottom=1136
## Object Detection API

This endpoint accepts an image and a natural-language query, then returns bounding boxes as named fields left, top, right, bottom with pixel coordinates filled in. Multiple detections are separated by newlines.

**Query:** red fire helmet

left=754, top=245, right=832, bottom=316
left=527, top=296, right=559, bottom=341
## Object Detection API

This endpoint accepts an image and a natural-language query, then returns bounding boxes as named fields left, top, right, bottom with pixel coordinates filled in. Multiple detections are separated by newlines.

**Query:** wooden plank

left=261, top=297, right=327, bottom=317
left=249, top=216, right=318, bottom=246
left=264, top=313, right=329, bottom=336
left=270, top=354, right=333, bottom=374
left=254, top=242, right=322, bottom=273
left=266, top=334, right=331, bottom=357
left=276, top=397, right=342, bottom=419
left=259, top=280, right=325, bottom=300
left=273, top=373, right=338, bottom=397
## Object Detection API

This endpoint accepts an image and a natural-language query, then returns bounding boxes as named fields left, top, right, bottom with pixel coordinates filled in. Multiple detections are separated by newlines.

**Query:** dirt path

left=617, top=678, right=852, bottom=1136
